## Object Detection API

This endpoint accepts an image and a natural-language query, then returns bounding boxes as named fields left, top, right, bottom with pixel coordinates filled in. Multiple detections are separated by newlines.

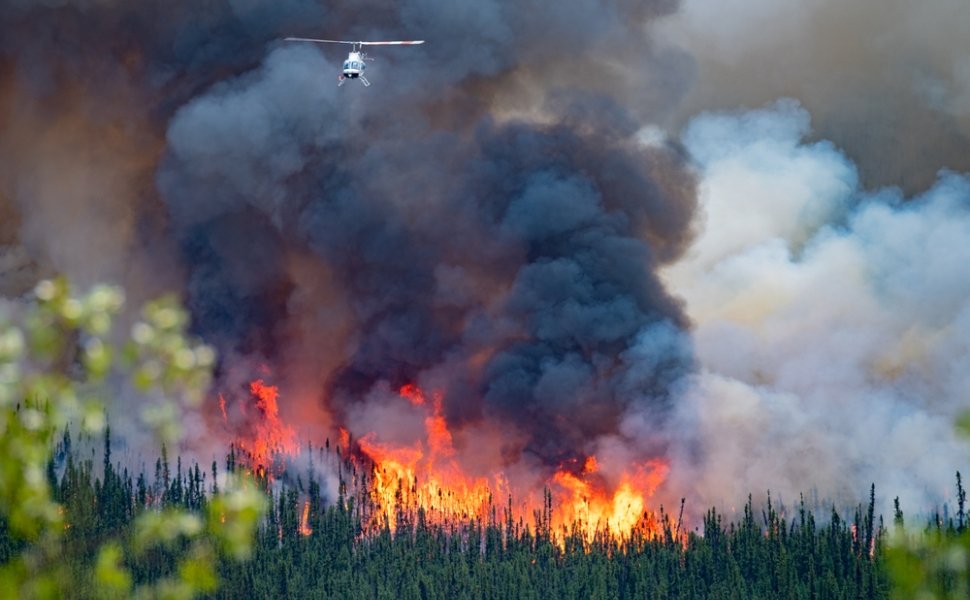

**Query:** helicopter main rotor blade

left=359, top=40, right=425, bottom=45
left=284, top=38, right=425, bottom=46
left=284, top=37, right=358, bottom=44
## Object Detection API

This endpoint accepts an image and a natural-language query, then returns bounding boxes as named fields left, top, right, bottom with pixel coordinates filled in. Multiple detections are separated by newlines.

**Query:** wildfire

left=353, top=384, right=669, bottom=543
left=298, top=501, right=312, bottom=536
left=224, top=375, right=671, bottom=544
left=551, top=458, right=668, bottom=541
left=356, top=385, right=497, bottom=531
left=227, top=378, right=298, bottom=471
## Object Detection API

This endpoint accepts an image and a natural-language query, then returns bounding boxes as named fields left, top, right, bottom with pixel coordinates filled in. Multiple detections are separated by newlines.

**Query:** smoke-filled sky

left=1, top=0, right=968, bottom=514
left=655, top=0, right=970, bottom=193
left=663, top=99, right=970, bottom=513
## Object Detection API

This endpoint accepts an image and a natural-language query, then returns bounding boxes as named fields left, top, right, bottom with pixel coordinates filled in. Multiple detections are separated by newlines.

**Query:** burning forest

left=2, top=0, right=970, bottom=596
left=224, top=375, right=672, bottom=543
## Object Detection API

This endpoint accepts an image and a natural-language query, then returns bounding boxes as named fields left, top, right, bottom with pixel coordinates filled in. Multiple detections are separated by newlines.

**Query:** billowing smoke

left=0, top=0, right=696, bottom=492
left=665, top=99, right=970, bottom=514
left=2, top=0, right=969, bottom=517
left=159, top=42, right=697, bottom=472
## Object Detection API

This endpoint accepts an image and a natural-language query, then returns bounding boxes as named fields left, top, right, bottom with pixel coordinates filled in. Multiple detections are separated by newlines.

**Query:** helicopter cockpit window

left=343, top=61, right=350, bottom=70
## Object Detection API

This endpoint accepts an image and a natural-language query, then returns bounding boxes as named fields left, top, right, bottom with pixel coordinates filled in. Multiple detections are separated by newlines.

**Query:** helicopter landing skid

left=360, top=75, right=371, bottom=87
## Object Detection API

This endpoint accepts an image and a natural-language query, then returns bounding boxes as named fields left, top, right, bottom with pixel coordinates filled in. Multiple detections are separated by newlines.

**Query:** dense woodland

left=3, top=429, right=967, bottom=599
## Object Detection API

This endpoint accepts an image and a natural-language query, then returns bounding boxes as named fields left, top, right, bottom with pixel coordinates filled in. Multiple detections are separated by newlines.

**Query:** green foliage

left=2, top=429, right=899, bottom=599
left=213, top=472, right=891, bottom=600
left=888, top=472, right=970, bottom=599
left=888, top=527, right=970, bottom=600
left=94, top=543, right=132, bottom=595
left=886, top=406, right=970, bottom=600
left=0, top=278, right=265, bottom=599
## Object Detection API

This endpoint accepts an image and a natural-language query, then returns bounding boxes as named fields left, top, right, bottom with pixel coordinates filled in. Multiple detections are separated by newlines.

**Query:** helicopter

left=284, top=37, right=425, bottom=86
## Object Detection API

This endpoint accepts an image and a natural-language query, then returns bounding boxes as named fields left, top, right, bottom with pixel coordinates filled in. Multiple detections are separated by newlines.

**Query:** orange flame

left=551, top=460, right=668, bottom=541
left=338, top=427, right=350, bottom=452
left=298, top=501, right=312, bottom=536
left=356, top=385, right=496, bottom=531
left=235, top=379, right=297, bottom=470
left=399, top=383, right=425, bottom=406
left=224, top=374, right=670, bottom=543
left=352, top=384, right=669, bottom=543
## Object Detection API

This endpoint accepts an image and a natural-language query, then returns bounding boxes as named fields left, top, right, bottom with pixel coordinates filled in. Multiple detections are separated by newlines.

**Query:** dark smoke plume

left=1, top=0, right=696, bottom=479
left=158, top=18, right=697, bottom=468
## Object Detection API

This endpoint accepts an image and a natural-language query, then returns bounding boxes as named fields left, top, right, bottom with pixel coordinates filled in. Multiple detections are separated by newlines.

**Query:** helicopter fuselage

left=341, top=51, right=366, bottom=79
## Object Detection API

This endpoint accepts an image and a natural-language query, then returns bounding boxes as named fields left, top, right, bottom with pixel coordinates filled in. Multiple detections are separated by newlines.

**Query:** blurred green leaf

left=95, top=543, right=133, bottom=596
left=0, top=276, right=264, bottom=599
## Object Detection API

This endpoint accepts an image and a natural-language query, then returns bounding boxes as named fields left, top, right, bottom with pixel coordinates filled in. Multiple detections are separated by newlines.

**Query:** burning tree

left=219, top=378, right=673, bottom=547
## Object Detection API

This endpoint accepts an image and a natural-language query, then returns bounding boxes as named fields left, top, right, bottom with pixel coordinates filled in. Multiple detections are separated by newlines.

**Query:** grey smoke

left=148, top=0, right=697, bottom=474
left=665, top=99, right=970, bottom=515
left=654, top=0, right=970, bottom=192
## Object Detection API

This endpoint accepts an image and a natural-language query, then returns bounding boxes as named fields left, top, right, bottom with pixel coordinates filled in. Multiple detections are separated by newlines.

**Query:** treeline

left=5, top=428, right=967, bottom=599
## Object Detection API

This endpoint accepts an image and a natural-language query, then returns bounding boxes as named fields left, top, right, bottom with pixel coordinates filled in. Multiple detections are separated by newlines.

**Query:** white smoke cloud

left=664, top=99, right=970, bottom=515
